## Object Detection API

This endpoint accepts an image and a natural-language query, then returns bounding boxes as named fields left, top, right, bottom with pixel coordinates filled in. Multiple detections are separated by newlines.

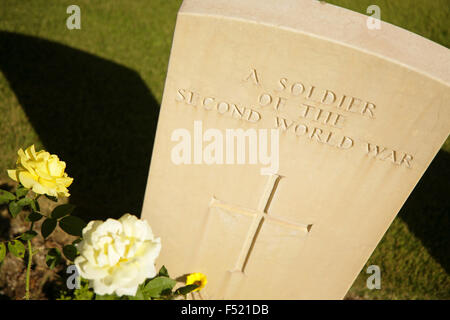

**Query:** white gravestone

left=142, top=0, right=450, bottom=299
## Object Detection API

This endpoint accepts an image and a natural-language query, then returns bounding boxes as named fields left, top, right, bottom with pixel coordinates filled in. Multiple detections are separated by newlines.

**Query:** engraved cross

left=209, top=174, right=313, bottom=273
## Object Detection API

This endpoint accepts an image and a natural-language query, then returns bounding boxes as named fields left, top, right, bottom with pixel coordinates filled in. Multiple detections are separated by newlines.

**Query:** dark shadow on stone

left=0, top=31, right=160, bottom=221
left=398, top=150, right=450, bottom=273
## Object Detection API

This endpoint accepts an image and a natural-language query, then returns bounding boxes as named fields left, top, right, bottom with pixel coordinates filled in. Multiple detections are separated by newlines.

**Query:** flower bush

left=0, top=145, right=206, bottom=300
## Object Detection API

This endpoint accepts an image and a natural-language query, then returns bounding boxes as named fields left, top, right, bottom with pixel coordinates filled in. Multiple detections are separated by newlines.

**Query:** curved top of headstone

left=180, top=0, right=450, bottom=85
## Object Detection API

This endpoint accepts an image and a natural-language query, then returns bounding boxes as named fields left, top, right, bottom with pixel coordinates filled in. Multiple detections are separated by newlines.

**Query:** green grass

left=0, top=0, right=448, bottom=299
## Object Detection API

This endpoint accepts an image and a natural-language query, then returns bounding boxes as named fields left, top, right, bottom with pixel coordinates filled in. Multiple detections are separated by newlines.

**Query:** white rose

left=74, top=214, right=161, bottom=296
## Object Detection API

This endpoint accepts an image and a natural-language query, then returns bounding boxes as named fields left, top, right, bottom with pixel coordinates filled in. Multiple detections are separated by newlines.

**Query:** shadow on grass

left=0, top=31, right=159, bottom=221
left=398, top=150, right=450, bottom=274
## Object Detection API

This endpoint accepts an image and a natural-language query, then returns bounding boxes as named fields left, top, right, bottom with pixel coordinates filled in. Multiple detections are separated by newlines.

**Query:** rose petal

left=7, top=170, right=18, bottom=182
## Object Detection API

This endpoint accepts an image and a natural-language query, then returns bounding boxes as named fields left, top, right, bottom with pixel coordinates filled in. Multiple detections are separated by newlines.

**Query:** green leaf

left=8, top=201, right=22, bottom=218
left=62, top=244, right=78, bottom=261
left=30, top=199, right=40, bottom=213
left=26, top=211, right=43, bottom=222
left=143, top=276, right=177, bottom=298
left=175, top=284, right=199, bottom=296
left=45, top=194, right=58, bottom=202
left=0, top=190, right=16, bottom=204
left=7, top=240, right=25, bottom=258
left=0, top=243, right=6, bottom=263
left=15, top=185, right=29, bottom=198
left=46, top=248, right=61, bottom=269
left=51, top=204, right=75, bottom=219
left=158, top=265, right=169, bottom=278
left=127, top=283, right=150, bottom=300
left=17, top=197, right=33, bottom=207
left=41, top=218, right=57, bottom=239
left=59, top=216, right=86, bottom=237
left=128, top=285, right=146, bottom=300
left=21, top=231, right=38, bottom=241
left=72, top=238, right=82, bottom=245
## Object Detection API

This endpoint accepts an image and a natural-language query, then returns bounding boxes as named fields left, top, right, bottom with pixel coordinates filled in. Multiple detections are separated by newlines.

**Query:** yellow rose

left=7, top=145, right=73, bottom=198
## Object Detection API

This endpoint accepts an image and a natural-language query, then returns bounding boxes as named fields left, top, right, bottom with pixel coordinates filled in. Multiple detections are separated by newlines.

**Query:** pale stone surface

left=142, top=0, right=450, bottom=299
